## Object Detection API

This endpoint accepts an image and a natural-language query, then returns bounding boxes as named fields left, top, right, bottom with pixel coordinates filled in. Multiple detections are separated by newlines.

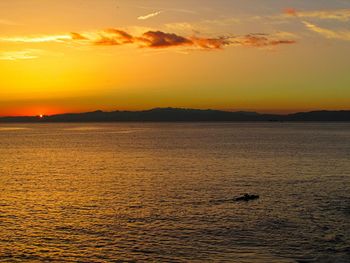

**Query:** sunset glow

left=0, top=0, right=349, bottom=116
left=1, top=1, right=349, bottom=261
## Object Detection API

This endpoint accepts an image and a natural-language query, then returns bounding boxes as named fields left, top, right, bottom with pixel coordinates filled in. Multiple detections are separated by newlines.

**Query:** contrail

left=137, top=11, right=162, bottom=20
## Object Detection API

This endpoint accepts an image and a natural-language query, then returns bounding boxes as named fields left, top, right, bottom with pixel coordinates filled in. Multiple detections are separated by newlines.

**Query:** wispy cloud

left=232, top=34, right=296, bottom=47
left=136, top=5, right=195, bottom=15
left=0, top=50, right=41, bottom=61
left=303, top=21, right=350, bottom=41
left=165, top=22, right=199, bottom=34
left=164, top=17, right=241, bottom=36
left=137, top=11, right=162, bottom=20
left=284, top=8, right=350, bottom=21
left=0, top=35, right=71, bottom=43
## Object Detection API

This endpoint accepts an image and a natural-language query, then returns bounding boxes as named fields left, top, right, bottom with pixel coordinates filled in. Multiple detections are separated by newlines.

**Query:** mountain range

left=0, top=108, right=349, bottom=122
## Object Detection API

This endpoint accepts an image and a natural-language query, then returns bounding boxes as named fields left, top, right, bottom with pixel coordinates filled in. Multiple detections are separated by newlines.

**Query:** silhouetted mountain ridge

left=0, top=108, right=349, bottom=122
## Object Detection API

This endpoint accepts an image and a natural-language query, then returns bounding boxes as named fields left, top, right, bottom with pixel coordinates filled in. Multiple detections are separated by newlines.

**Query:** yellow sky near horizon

left=0, top=0, right=349, bottom=116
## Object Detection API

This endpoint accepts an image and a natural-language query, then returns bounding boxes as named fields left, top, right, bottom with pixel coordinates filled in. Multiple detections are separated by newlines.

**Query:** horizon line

left=1, top=107, right=350, bottom=119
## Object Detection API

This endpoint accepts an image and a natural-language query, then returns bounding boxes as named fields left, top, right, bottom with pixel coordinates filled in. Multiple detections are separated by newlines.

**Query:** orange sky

left=0, top=0, right=349, bottom=116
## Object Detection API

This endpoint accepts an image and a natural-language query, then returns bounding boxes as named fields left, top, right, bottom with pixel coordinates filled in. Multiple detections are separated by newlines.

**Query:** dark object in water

left=235, top=193, right=260, bottom=202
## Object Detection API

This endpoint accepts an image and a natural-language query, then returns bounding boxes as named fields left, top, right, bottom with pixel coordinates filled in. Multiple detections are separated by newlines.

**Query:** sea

left=0, top=123, right=349, bottom=262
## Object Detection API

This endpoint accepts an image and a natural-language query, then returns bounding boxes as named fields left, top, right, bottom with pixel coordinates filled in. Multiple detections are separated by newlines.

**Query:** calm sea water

left=0, top=123, right=349, bottom=262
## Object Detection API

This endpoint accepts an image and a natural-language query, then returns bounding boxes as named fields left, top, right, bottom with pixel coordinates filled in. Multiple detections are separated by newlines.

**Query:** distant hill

left=0, top=108, right=349, bottom=122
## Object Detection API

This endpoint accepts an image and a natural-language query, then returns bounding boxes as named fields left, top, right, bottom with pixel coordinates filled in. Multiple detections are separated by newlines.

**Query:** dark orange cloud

left=2, top=28, right=295, bottom=51
left=139, top=31, right=193, bottom=48
left=284, top=8, right=298, bottom=16
left=191, top=37, right=231, bottom=49
left=91, top=29, right=295, bottom=50
left=234, top=34, right=296, bottom=47
left=94, top=29, right=134, bottom=45
left=138, top=31, right=232, bottom=49
left=70, top=32, right=88, bottom=40
left=269, top=39, right=296, bottom=45
left=91, top=29, right=231, bottom=50
left=104, top=29, right=134, bottom=43
left=94, top=36, right=121, bottom=46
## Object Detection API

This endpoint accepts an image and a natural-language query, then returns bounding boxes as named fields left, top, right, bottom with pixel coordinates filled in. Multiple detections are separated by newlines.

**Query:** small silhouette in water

left=234, top=193, right=260, bottom=202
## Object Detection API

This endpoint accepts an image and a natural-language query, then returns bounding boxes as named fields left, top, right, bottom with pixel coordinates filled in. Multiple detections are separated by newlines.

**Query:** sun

left=39, top=114, right=44, bottom=118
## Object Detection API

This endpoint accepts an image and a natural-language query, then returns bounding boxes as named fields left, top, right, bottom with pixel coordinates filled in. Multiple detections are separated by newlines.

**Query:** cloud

left=137, top=11, right=162, bottom=20
left=136, top=6, right=195, bottom=15
left=139, top=31, right=193, bottom=48
left=70, top=32, right=88, bottom=40
left=165, top=22, right=199, bottom=34
left=0, top=35, right=71, bottom=43
left=281, top=8, right=350, bottom=41
left=91, top=29, right=295, bottom=49
left=273, top=31, right=299, bottom=39
left=0, top=50, right=40, bottom=61
left=0, top=28, right=296, bottom=51
left=164, top=18, right=241, bottom=36
left=92, top=30, right=234, bottom=50
left=90, top=30, right=226, bottom=49
left=191, top=37, right=231, bottom=49
left=104, top=29, right=134, bottom=43
left=232, top=34, right=296, bottom=47
left=93, top=29, right=134, bottom=45
left=303, top=21, right=350, bottom=41
left=283, top=8, right=350, bottom=21
left=283, top=8, right=298, bottom=16
left=85, top=29, right=229, bottom=50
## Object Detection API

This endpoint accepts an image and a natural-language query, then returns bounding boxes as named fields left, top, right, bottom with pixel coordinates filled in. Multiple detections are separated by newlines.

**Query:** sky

left=0, top=0, right=349, bottom=116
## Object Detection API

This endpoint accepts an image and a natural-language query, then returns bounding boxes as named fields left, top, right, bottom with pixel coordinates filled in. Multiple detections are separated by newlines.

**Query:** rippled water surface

left=0, top=123, right=349, bottom=262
